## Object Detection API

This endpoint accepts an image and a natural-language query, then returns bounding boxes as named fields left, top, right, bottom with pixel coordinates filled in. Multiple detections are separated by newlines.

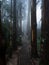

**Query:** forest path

left=7, top=35, right=39, bottom=65
left=17, top=35, right=32, bottom=65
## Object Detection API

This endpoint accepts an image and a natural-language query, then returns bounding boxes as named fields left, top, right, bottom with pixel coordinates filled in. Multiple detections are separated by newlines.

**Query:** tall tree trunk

left=0, top=1, right=6, bottom=65
left=8, top=0, right=13, bottom=58
left=31, top=0, right=38, bottom=58
left=0, top=1, right=2, bottom=32
left=19, top=3, right=22, bottom=43
left=40, top=0, right=49, bottom=65
left=13, top=0, right=17, bottom=50
left=27, top=0, right=31, bottom=40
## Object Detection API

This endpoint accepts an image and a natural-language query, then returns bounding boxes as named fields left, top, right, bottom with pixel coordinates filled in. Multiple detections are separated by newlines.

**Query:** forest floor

left=7, top=46, right=22, bottom=65
left=7, top=35, right=39, bottom=65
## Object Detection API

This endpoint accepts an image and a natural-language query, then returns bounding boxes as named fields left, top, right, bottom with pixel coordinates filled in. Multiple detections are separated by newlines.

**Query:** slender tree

left=27, top=0, right=31, bottom=40
left=31, top=0, right=38, bottom=58
left=12, top=0, right=17, bottom=50
left=19, top=2, right=22, bottom=44
left=8, top=0, right=13, bottom=58
left=0, top=1, right=6, bottom=65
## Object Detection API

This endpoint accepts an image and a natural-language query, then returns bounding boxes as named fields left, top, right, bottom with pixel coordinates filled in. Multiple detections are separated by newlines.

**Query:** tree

left=12, top=0, right=17, bottom=50
left=0, top=1, right=6, bottom=65
left=40, top=0, right=49, bottom=65
left=31, top=0, right=38, bottom=58
left=27, top=0, right=31, bottom=40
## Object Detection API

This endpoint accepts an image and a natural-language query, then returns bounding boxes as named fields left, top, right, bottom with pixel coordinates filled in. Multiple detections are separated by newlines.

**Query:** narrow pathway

left=18, top=36, right=32, bottom=65
left=7, top=35, right=39, bottom=65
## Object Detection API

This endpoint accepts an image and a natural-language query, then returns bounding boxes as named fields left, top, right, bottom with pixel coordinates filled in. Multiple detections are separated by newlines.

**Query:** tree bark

left=0, top=1, right=6, bottom=65
left=40, top=0, right=49, bottom=65
left=12, top=0, right=17, bottom=50
left=31, top=0, right=38, bottom=58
